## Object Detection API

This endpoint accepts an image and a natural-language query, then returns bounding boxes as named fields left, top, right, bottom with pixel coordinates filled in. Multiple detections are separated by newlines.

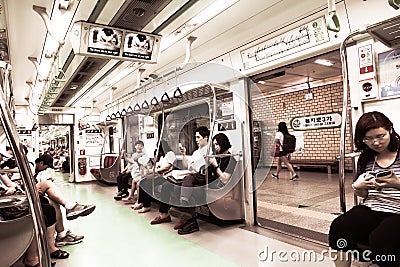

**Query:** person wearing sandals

left=0, top=174, right=69, bottom=263
left=271, top=122, right=298, bottom=181
left=114, top=140, right=148, bottom=201
left=23, top=199, right=60, bottom=266
left=34, top=155, right=96, bottom=249
left=120, top=140, right=149, bottom=203
left=133, top=140, right=176, bottom=215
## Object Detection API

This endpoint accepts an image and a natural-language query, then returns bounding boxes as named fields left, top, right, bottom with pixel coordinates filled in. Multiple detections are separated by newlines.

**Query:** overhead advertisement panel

left=70, top=21, right=162, bottom=64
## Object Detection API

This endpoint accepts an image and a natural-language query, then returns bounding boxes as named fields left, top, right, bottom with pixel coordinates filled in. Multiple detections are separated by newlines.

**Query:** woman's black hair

left=354, top=111, right=400, bottom=155
left=212, top=133, right=231, bottom=154
left=278, top=122, right=289, bottom=135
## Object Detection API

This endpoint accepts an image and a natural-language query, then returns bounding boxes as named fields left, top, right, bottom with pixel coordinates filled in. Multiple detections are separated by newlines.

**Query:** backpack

left=283, top=134, right=296, bottom=153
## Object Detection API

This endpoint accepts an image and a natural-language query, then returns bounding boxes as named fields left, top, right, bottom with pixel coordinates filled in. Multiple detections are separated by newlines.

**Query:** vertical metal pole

left=0, top=86, right=51, bottom=266
left=339, top=30, right=366, bottom=212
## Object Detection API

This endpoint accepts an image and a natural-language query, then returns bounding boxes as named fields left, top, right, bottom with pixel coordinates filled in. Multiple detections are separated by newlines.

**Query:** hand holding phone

left=375, top=170, right=393, bottom=179
left=374, top=170, right=397, bottom=190
left=179, top=143, right=186, bottom=155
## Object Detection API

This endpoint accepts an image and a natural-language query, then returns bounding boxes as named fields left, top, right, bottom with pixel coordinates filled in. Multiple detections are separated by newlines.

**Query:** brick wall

left=252, top=81, right=353, bottom=170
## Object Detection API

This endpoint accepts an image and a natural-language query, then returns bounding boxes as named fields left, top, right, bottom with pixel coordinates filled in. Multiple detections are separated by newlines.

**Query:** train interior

left=0, top=0, right=400, bottom=266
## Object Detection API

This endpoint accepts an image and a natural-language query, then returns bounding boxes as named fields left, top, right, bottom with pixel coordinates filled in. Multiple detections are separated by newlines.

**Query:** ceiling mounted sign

left=240, top=16, right=329, bottom=70
left=290, top=112, right=341, bottom=130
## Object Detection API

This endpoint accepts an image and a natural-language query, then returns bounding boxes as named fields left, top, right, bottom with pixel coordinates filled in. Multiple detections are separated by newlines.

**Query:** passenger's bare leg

left=280, top=156, right=296, bottom=176
left=47, top=224, right=58, bottom=253
left=128, top=181, right=137, bottom=199
left=135, top=181, right=140, bottom=199
left=36, top=181, right=68, bottom=207
left=48, top=199, right=64, bottom=234
left=276, top=157, right=282, bottom=175
left=23, top=238, right=39, bottom=266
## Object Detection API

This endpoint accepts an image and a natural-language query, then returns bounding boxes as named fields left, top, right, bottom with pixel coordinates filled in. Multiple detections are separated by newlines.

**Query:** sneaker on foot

left=271, top=173, right=279, bottom=179
left=290, top=174, right=299, bottom=181
left=55, top=230, right=84, bottom=247
left=66, top=203, right=96, bottom=220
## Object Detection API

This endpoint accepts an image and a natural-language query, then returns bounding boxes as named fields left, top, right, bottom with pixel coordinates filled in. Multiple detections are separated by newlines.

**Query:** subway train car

left=1, top=0, right=400, bottom=266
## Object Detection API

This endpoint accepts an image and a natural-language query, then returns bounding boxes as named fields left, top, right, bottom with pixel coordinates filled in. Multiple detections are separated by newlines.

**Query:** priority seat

left=90, top=155, right=120, bottom=184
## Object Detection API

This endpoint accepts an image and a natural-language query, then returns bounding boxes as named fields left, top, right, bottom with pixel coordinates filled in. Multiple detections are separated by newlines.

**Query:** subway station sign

left=290, top=112, right=341, bottom=130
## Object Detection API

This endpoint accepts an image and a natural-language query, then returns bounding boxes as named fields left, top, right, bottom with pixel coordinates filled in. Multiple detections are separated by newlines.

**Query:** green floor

left=56, top=173, right=238, bottom=267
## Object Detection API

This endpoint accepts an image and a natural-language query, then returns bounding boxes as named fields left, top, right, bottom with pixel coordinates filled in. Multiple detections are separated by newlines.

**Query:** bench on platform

left=290, top=159, right=339, bottom=174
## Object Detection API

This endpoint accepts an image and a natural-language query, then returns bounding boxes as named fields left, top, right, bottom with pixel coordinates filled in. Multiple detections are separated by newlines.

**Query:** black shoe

left=177, top=218, right=199, bottom=235
left=290, top=174, right=299, bottom=181
left=271, top=173, right=279, bottom=179
left=114, top=191, right=128, bottom=201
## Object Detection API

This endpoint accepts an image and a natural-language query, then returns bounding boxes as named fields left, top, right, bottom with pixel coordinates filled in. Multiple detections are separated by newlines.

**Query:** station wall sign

left=290, top=112, right=341, bottom=130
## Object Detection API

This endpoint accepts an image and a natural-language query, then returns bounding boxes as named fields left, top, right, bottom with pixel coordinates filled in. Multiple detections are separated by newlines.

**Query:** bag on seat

left=0, top=193, right=30, bottom=221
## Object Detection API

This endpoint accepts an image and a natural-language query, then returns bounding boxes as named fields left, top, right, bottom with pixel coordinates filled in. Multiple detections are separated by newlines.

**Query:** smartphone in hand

left=375, top=170, right=393, bottom=179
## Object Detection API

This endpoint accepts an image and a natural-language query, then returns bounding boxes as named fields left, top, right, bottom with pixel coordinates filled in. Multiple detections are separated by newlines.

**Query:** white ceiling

left=4, top=0, right=338, bottom=114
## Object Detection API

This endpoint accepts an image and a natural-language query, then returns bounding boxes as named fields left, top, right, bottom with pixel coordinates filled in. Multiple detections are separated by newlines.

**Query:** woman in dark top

left=207, top=133, right=237, bottom=186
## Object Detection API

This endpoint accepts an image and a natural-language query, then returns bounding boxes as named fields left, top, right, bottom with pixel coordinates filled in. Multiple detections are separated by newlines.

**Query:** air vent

left=53, top=57, right=108, bottom=107
left=253, top=70, right=286, bottom=83
left=113, top=0, right=172, bottom=30
left=368, top=15, right=400, bottom=49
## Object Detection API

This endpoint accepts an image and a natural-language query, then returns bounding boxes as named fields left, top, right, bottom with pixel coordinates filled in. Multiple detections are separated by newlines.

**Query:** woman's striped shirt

left=360, top=151, right=400, bottom=214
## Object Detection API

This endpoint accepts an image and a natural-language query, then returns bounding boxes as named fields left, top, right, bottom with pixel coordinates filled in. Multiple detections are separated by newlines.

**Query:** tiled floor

left=255, top=167, right=356, bottom=235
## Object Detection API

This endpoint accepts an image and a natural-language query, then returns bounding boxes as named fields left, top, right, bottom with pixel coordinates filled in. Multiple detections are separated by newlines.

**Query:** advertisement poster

left=378, top=49, right=400, bottom=98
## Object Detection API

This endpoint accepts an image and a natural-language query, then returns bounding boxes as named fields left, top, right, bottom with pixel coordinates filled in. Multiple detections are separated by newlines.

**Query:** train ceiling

left=3, top=0, right=345, bottom=113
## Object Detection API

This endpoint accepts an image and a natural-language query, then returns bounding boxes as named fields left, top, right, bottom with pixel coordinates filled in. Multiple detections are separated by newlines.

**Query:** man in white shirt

left=35, top=154, right=96, bottom=247
left=175, top=126, right=210, bottom=234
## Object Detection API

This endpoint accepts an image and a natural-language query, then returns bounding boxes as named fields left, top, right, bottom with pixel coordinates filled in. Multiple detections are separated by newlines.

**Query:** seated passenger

left=23, top=198, right=59, bottom=267
left=35, top=154, right=95, bottom=249
left=0, top=153, right=70, bottom=263
left=133, top=141, right=176, bottom=217
left=329, top=111, right=400, bottom=267
left=35, top=154, right=96, bottom=220
left=114, top=140, right=148, bottom=200
left=177, top=132, right=237, bottom=235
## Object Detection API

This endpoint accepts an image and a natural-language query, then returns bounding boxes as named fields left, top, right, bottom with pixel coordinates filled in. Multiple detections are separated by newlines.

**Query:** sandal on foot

left=122, top=197, right=134, bottom=204
left=50, top=249, right=69, bottom=259
left=137, top=207, right=150, bottom=213
left=131, top=202, right=143, bottom=210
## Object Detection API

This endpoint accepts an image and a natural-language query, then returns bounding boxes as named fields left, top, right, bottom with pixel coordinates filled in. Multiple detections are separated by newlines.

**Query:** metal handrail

left=339, top=29, right=366, bottom=213
left=205, top=152, right=243, bottom=158
left=0, top=66, right=51, bottom=266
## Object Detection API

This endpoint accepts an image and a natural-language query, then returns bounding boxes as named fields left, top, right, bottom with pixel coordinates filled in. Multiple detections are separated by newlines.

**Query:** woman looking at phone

left=329, top=111, right=400, bottom=267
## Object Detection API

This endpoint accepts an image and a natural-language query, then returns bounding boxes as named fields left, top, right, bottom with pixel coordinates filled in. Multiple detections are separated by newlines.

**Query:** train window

left=158, top=103, right=210, bottom=155
left=124, top=114, right=140, bottom=155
